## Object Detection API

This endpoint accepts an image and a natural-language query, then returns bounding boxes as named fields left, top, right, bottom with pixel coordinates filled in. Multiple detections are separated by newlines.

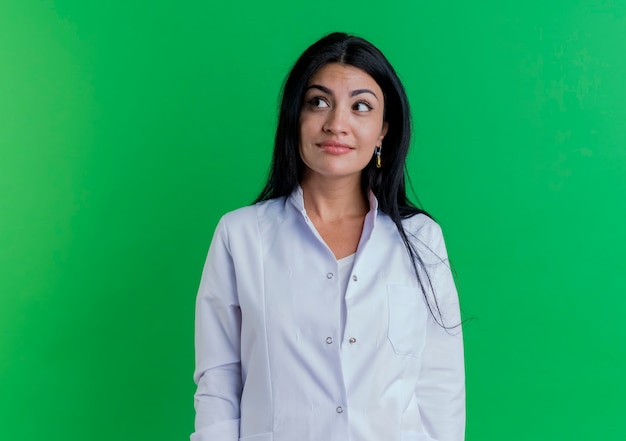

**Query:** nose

left=323, top=106, right=349, bottom=135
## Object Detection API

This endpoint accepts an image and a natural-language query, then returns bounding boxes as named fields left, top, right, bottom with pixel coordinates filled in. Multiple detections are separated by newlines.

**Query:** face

left=299, top=63, right=388, bottom=184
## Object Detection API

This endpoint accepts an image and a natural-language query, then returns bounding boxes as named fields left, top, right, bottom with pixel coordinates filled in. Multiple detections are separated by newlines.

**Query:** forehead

left=307, top=63, right=381, bottom=91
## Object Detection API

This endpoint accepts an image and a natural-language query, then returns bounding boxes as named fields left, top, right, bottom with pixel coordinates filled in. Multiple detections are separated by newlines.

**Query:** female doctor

left=191, top=32, right=465, bottom=441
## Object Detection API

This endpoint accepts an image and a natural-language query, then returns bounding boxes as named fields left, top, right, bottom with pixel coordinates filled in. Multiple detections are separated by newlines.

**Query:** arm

left=191, top=218, right=242, bottom=441
left=415, top=221, right=465, bottom=441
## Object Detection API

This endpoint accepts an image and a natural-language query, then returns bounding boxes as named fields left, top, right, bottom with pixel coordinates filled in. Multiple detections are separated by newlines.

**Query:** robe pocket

left=387, top=285, right=427, bottom=357
left=239, top=432, right=273, bottom=441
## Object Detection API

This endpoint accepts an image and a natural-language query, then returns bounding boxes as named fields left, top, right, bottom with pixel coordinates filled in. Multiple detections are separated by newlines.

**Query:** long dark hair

left=255, top=32, right=451, bottom=328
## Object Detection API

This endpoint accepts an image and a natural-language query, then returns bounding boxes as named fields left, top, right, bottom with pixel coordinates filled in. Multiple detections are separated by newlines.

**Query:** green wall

left=1, top=1, right=624, bottom=440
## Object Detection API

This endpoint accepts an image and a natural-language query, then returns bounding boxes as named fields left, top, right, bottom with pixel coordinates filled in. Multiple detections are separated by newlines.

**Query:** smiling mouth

left=317, top=141, right=353, bottom=154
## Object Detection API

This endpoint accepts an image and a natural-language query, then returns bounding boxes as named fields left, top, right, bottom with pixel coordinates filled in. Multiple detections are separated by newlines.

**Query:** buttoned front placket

left=287, top=188, right=382, bottom=440
left=290, top=196, right=351, bottom=440
left=337, top=192, right=386, bottom=440
left=292, top=190, right=360, bottom=441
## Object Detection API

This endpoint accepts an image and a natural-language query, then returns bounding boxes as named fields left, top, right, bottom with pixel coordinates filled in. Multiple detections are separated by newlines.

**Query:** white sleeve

left=415, top=221, right=466, bottom=441
left=190, top=217, right=241, bottom=441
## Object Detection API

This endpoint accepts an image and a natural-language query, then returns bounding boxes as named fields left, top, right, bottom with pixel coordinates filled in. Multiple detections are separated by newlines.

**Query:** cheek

left=363, top=124, right=384, bottom=143
left=299, top=118, right=312, bottom=143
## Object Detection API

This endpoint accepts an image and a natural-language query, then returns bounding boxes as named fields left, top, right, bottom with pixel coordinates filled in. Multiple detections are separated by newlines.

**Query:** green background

left=1, top=0, right=624, bottom=440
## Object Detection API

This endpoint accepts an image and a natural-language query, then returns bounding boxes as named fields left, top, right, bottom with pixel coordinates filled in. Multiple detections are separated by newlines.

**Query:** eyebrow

left=305, top=84, right=379, bottom=100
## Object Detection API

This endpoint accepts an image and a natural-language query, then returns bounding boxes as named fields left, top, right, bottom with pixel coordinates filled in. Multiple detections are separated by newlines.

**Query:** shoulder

left=208, top=198, right=288, bottom=256
left=401, top=213, right=448, bottom=263
left=218, top=196, right=288, bottom=234
left=220, top=205, right=257, bottom=227
left=401, top=212, right=442, bottom=239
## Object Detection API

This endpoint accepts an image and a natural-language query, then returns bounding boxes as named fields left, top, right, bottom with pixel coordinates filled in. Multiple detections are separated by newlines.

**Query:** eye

left=353, top=101, right=373, bottom=112
left=308, top=97, right=330, bottom=108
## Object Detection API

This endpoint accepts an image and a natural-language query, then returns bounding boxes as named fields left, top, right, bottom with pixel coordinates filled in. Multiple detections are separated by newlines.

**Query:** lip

left=317, top=141, right=353, bottom=154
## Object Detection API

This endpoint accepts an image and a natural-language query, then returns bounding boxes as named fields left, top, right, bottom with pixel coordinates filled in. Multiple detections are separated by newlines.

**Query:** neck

left=300, top=176, right=368, bottom=222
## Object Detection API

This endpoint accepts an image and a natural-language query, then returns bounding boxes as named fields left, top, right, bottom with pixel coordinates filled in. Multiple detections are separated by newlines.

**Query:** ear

left=377, top=121, right=388, bottom=146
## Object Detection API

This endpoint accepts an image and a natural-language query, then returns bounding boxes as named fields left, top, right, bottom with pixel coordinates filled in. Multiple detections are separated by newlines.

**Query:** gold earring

left=375, top=146, right=382, bottom=168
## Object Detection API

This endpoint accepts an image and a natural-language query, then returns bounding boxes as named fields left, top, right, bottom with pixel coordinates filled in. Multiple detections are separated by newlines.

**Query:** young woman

left=191, top=32, right=465, bottom=441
